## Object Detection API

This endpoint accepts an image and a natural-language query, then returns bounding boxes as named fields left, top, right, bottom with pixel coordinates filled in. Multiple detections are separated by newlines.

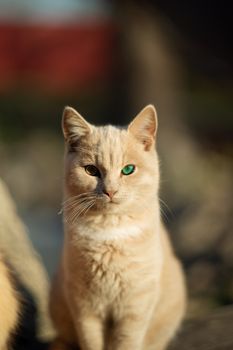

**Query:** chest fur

left=80, top=244, right=131, bottom=299
left=64, top=223, right=163, bottom=317
left=67, top=235, right=161, bottom=299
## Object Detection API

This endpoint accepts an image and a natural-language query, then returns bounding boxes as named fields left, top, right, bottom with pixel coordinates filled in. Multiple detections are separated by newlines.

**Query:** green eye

left=85, top=165, right=100, bottom=177
left=121, top=164, right=135, bottom=176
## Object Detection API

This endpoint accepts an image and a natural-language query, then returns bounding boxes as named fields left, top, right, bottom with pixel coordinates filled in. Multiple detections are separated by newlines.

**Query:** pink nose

left=103, top=190, right=117, bottom=200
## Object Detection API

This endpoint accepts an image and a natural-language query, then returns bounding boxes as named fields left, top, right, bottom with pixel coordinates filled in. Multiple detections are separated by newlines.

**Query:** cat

left=50, top=105, right=186, bottom=350
left=0, top=255, right=19, bottom=350
left=0, top=177, right=55, bottom=343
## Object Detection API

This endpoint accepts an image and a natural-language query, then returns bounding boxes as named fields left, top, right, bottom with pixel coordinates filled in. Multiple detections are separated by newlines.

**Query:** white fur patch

left=73, top=222, right=145, bottom=241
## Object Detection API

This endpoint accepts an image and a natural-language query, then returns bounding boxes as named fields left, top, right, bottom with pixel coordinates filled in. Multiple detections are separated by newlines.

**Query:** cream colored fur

left=0, top=255, right=19, bottom=350
left=50, top=105, right=186, bottom=350
left=0, top=178, right=55, bottom=342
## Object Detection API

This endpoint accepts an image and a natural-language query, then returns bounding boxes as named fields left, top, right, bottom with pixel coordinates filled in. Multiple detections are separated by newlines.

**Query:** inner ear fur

left=62, top=106, right=92, bottom=144
left=128, top=105, right=158, bottom=151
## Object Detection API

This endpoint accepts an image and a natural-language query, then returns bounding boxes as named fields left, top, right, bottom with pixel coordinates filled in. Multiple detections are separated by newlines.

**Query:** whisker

left=62, top=193, right=97, bottom=213
left=62, top=192, right=94, bottom=205
left=68, top=199, right=96, bottom=224
left=158, top=198, right=174, bottom=220
left=159, top=206, right=170, bottom=223
left=67, top=201, right=91, bottom=222
left=63, top=196, right=97, bottom=210
left=65, top=194, right=97, bottom=223
left=81, top=200, right=96, bottom=217
left=65, top=203, right=89, bottom=218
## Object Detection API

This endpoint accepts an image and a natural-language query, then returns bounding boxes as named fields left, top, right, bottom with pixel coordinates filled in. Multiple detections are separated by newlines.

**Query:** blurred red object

left=0, top=21, right=115, bottom=93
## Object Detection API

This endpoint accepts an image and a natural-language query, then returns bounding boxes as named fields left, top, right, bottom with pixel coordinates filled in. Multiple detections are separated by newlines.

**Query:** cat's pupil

left=85, top=165, right=100, bottom=177
left=122, top=164, right=135, bottom=176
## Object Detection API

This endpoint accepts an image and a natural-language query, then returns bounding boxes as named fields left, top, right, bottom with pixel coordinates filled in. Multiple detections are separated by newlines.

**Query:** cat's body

left=0, top=177, right=55, bottom=343
left=50, top=105, right=186, bottom=350
left=0, top=255, right=19, bottom=350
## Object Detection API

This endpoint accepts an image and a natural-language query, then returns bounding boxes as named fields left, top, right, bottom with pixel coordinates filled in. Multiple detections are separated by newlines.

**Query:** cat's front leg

left=109, top=315, right=148, bottom=350
left=74, top=314, right=104, bottom=350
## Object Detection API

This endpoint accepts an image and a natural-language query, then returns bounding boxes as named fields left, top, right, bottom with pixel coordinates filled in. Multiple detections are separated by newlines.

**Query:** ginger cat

left=0, top=256, right=19, bottom=350
left=0, top=177, right=55, bottom=342
left=50, top=105, right=186, bottom=350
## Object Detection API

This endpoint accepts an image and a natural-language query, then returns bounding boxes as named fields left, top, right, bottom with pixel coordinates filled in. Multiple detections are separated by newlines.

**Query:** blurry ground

left=169, top=305, right=233, bottom=350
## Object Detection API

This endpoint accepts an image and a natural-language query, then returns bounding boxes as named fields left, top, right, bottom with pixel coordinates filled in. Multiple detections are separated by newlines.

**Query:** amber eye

left=84, top=165, right=101, bottom=177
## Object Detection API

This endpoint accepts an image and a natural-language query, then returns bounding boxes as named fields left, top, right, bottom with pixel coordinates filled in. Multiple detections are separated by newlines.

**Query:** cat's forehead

left=93, top=126, right=126, bottom=164
left=78, top=125, right=136, bottom=167
left=93, top=125, right=126, bottom=148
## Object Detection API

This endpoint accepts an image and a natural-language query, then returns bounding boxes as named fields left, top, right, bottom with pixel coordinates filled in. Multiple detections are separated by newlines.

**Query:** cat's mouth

left=94, top=195, right=122, bottom=209
left=101, top=198, right=120, bottom=206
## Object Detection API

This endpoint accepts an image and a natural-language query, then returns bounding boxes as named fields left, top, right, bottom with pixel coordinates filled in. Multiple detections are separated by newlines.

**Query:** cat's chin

left=88, top=199, right=129, bottom=216
left=96, top=201, right=120, bottom=211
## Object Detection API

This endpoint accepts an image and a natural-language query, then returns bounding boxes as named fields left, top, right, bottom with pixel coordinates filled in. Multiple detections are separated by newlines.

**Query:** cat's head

left=62, top=105, right=159, bottom=221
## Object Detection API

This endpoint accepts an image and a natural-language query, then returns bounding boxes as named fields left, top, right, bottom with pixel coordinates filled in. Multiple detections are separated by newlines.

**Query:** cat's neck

left=64, top=202, right=160, bottom=242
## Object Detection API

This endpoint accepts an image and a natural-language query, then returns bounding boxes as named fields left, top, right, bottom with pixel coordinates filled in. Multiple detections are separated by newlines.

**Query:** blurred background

left=0, top=0, right=232, bottom=346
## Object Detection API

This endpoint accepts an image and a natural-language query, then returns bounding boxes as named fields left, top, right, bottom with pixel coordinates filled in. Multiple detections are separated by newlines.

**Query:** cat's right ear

left=62, top=107, right=92, bottom=143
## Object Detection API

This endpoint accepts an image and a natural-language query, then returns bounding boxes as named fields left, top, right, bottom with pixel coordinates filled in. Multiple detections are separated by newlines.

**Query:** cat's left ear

left=62, top=106, right=92, bottom=143
left=128, top=105, right=158, bottom=151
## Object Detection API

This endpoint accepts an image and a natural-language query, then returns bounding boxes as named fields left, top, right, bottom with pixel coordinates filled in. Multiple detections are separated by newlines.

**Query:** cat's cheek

left=64, top=167, right=92, bottom=193
left=141, top=173, right=157, bottom=186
